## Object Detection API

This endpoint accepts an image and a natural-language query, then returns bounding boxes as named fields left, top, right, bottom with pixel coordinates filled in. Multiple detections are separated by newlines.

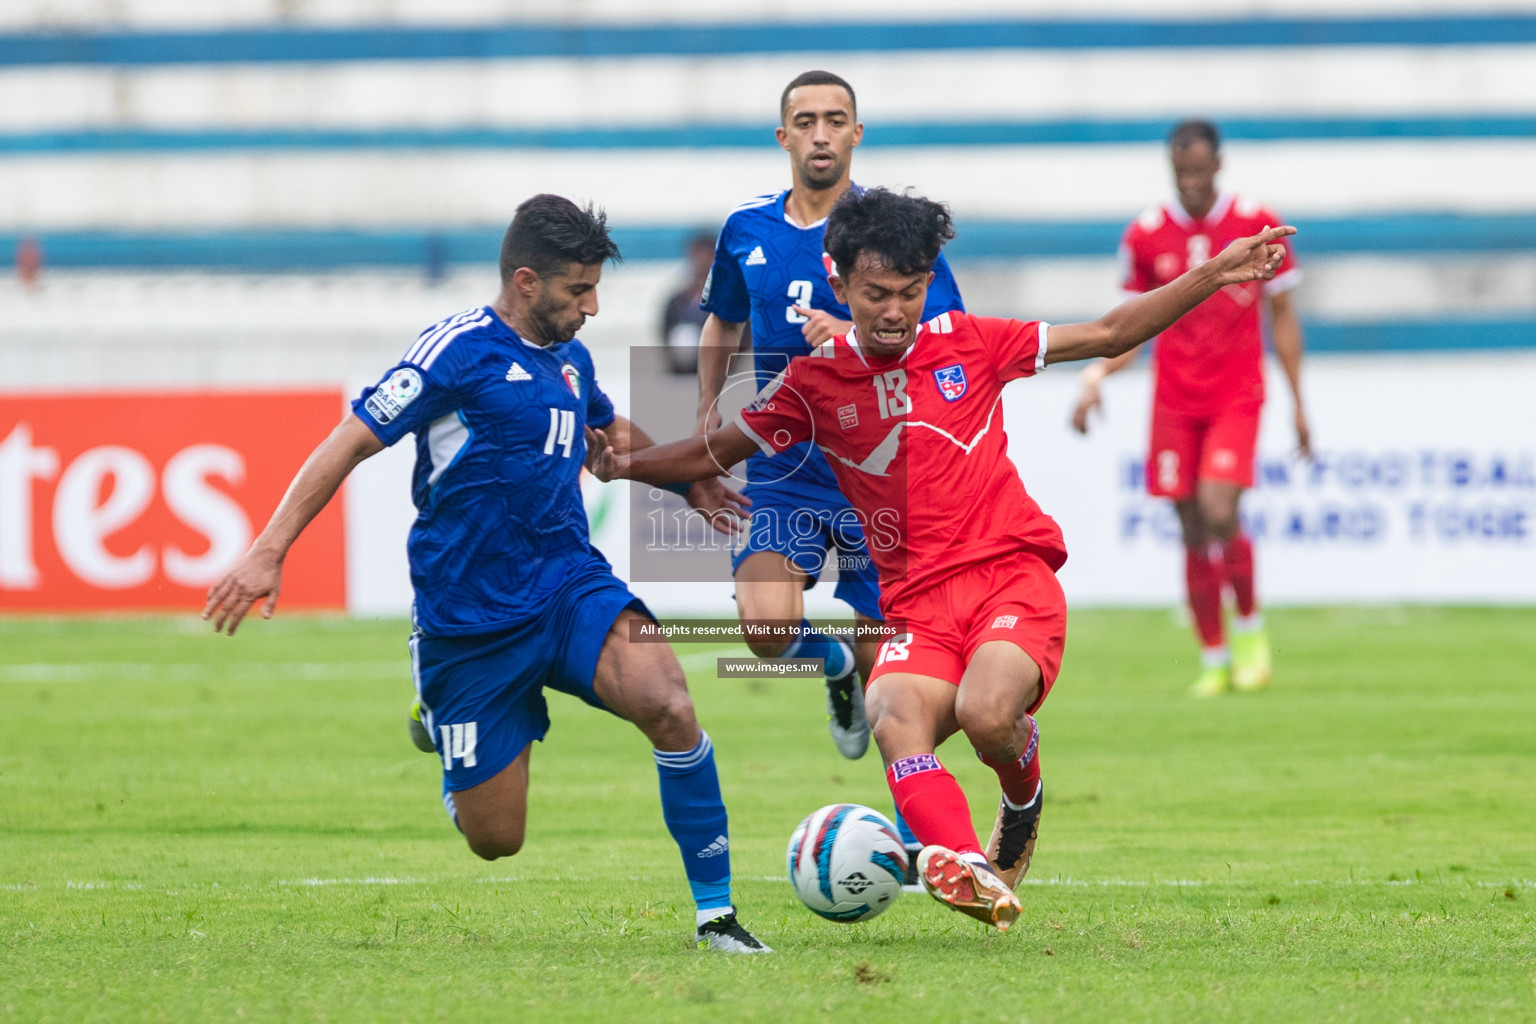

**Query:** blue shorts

left=730, top=479, right=883, bottom=620
left=411, top=565, right=647, bottom=792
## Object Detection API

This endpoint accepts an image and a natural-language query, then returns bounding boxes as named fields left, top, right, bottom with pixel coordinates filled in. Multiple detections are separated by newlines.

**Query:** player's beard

left=798, top=149, right=847, bottom=191
left=527, top=298, right=581, bottom=345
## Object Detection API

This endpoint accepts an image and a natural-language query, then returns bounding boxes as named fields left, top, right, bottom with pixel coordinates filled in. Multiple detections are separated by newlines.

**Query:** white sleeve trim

left=733, top=411, right=780, bottom=456
left=1264, top=266, right=1303, bottom=295
left=1035, top=322, right=1050, bottom=374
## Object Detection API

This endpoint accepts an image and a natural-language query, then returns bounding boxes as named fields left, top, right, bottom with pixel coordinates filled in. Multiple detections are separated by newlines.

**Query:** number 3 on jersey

left=543, top=408, right=577, bottom=457
left=785, top=279, right=813, bottom=323
left=872, top=369, right=909, bottom=419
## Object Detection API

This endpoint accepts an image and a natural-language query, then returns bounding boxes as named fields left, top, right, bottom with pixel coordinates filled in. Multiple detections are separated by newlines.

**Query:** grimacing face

left=527, top=262, right=602, bottom=344
left=829, top=255, right=934, bottom=359
left=776, top=84, right=863, bottom=192
left=1172, top=140, right=1221, bottom=220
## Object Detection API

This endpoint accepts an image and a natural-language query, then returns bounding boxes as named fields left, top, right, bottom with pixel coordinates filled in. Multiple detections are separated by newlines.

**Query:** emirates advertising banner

left=0, top=390, right=347, bottom=613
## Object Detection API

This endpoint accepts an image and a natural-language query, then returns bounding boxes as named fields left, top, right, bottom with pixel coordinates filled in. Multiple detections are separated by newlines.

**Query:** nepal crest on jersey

left=560, top=362, right=582, bottom=399
left=933, top=363, right=968, bottom=402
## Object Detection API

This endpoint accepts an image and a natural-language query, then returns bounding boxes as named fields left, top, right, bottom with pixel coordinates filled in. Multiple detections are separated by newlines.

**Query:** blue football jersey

left=353, top=306, right=617, bottom=636
left=700, top=186, right=965, bottom=490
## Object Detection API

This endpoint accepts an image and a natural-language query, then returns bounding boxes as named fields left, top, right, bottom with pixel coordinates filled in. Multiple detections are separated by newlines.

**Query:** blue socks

left=894, top=806, right=919, bottom=848
left=654, top=732, right=732, bottom=918
left=782, top=619, right=852, bottom=677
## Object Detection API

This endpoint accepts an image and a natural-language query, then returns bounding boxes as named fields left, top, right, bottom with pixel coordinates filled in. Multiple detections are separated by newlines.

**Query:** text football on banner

left=0, top=390, right=346, bottom=612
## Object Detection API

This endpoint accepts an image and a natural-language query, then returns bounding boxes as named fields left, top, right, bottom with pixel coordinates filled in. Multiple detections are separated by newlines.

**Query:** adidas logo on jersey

left=505, top=362, right=532, bottom=382
left=745, top=246, right=767, bottom=266
left=697, top=835, right=730, bottom=858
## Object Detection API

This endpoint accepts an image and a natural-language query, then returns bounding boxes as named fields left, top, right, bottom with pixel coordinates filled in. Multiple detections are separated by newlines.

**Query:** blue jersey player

left=204, top=195, right=768, bottom=954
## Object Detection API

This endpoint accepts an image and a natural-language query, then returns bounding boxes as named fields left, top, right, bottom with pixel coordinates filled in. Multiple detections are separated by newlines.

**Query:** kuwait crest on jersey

left=560, top=362, right=582, bottom=399
left=933, top=364, right=968, bottom=401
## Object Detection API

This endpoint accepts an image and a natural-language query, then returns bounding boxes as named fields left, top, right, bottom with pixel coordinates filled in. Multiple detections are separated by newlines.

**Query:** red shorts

left=867, top=549, right=1066, bottom=713
left=1147, top=402, right=1261, bottom=499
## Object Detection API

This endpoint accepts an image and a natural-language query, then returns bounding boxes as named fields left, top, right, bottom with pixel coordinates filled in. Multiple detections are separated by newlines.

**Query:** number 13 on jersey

left=872, top=369, right=909, bottom=419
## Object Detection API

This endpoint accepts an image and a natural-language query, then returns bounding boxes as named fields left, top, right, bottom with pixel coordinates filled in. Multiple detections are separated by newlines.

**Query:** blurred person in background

left=1072, top=119, right=1310, bottom=698
left=659, top=232, right=739, bottom=375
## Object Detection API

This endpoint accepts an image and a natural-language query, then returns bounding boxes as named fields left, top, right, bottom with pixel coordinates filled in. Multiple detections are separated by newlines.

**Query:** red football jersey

left=1120, top=192, right=1300, bottom=415
left=735, top=311, right=1067, bottom=616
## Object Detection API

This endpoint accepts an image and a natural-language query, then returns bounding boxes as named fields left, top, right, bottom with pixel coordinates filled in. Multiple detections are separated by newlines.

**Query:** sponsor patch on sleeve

left=364, top=367, right=424, bottom=424
left=744, top=370, right=788, bottom=413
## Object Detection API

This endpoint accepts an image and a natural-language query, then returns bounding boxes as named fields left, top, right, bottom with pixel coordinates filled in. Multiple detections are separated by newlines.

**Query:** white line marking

left=0, top=661, right=404, bottom=683
left=16, top=876, right=1535, bottom=894
left=279, top=876, right=428, bottom=887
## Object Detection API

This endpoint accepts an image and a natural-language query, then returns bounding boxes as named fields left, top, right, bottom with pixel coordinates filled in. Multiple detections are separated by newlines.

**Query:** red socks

left=1187, top=532, right=1261, bottom=649
left=976, top=715, right=1041, bottom=809
left=1184, top=545, right=1226, bottom=649
left=1222, top=532, right=1257, bottom=617
left=886, top=754, right=982, bottom=856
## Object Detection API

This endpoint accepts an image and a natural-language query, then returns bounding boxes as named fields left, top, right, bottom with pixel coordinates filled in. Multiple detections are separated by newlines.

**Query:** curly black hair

left=823, top=186, right=956, bottom=279
left=499, top=194, right=622, bottom=283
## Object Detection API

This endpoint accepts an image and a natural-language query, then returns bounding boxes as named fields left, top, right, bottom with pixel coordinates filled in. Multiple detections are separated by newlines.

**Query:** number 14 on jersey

left=543, top=408, right=577, bottom=457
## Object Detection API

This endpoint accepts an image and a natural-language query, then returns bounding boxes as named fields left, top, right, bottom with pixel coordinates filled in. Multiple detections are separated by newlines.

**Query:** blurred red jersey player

left=1073, top=119, right=1311, bottom=697
left=599, top=187, right=1296, bottom=931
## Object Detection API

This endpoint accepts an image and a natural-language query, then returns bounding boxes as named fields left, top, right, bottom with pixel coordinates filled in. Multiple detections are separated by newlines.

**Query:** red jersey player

left=592, top=188, right=1294, bottom=931
left=1073, top=120, right=1310, bottom=697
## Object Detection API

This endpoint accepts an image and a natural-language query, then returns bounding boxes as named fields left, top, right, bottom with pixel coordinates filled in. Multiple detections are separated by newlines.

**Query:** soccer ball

left=786, top=803, right=906, bottom=922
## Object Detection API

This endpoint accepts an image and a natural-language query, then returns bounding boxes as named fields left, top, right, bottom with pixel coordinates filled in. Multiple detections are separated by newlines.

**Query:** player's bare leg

left=591, top=608, right=769, bottom=953
left=1198, top=480, right=1270, bottom=691
left=955, top=642, right=1047, bottom=888
left=592, top=608, right=703, bottom=752
left=735, top=551, right=869, bottom=758
left=867, top=673, right=1021, bottom=930
left=451, top=743, right=532, bottom=860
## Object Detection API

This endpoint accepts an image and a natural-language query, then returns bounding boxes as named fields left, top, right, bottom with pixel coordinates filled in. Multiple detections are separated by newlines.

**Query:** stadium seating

left=2, top=0, right=1534, bottom=385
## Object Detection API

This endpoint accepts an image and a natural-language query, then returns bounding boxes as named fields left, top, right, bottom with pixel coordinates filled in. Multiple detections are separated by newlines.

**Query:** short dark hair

left=824, top=187, right=955, bottom=279
left=779, top=70, right=857, bottom=122
left=499, top=194, right=622, bottom=283
left=1169, top=119, right=1221, bottom=154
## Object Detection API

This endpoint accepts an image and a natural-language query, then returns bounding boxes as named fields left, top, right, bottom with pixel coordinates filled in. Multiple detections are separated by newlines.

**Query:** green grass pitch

left=2, top=607, right=1534, bottom=1022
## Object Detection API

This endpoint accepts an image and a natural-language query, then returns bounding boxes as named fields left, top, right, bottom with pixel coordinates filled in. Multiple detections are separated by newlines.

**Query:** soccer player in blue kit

left=203, top=195, right=769, bottom=954
left=696, top=71, right=963, bottom=874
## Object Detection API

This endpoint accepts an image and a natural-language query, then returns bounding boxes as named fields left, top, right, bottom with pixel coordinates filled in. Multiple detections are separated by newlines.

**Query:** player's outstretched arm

left=1047, top=225, right=1297, bottom=366
left=695, top=315, right=747, bottom=435
left=588, top=423, right=759, bottom=489
left=202, top=414, right=384, bottom=635
left=588, top=416, right=750, bottom=532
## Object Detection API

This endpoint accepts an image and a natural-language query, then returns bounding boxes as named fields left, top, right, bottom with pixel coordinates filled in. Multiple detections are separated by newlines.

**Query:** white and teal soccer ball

left=786, top=803, right=906, bottom=922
